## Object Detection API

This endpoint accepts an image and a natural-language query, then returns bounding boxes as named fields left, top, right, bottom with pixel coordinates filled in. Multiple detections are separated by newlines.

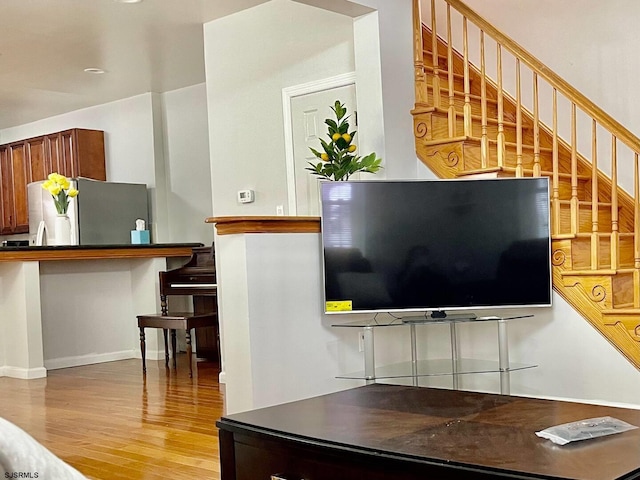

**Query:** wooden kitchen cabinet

left=26, top=137, right=48, bottom=182
left=4, top=143, right=30, bottom=234
left=0, top=147, right=14, bottom=235
left=0, top=128, right=106, bottom=235
left=46, top=129, right=106, bottom=180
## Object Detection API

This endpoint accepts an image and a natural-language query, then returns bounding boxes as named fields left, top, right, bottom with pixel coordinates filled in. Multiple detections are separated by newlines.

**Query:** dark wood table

left=217, top=384, right=640, bottom=479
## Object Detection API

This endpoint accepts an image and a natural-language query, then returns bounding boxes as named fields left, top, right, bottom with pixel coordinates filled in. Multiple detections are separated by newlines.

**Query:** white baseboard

left=218, top=370, right=226, bottom=384
left=45, top=350, right=138, bottom=371
left=0, top=366, right=47, bottom=379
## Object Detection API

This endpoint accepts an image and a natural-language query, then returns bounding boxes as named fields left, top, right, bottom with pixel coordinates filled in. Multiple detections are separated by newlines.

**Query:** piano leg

left=139, top=327, right=146, bottom=374
left=186, top=329, right=193, bottom=378
left=163, top=329, right=169, bottom=369
left=171, top=330, right=177, bottom=369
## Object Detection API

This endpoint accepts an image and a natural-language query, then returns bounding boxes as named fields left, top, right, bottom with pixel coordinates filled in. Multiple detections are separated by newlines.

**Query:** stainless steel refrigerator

left=28, top=177, right=149, bottom=246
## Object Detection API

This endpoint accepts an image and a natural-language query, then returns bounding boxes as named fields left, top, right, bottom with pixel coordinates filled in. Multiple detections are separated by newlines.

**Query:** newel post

left=413, top=0, right=428, bottom=106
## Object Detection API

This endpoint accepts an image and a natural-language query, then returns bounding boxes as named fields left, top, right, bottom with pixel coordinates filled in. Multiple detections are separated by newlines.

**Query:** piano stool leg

left=163, top=329, right=169, bottom=368
left=139, top=327, right=146, bottom=375
left=186, top=329, right=193, bottom=378
left=171, top=330, right=177, bottom=369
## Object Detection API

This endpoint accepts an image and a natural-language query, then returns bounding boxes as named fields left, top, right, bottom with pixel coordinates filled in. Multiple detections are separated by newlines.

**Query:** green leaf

left=325, top=119, right=338, bottom=131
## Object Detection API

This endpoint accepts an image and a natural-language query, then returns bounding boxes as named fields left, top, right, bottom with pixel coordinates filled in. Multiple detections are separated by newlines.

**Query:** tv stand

left=332, top=314, right=536, bottom=395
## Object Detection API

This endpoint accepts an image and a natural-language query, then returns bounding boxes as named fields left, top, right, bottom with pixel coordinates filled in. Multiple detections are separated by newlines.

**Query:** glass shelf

left=336, top=358, right=537, bottom=381
left=331, top=314, right=537, bottom=394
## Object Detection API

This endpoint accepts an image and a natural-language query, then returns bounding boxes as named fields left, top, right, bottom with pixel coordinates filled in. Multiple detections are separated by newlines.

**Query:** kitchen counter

left=0, top=242, right=206, bottom=379
left=0, top=243, right=202, bottom=262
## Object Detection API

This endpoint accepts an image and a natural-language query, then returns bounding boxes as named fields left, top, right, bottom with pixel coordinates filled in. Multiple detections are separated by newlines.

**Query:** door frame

left=282, top=72, right=356, bottom=215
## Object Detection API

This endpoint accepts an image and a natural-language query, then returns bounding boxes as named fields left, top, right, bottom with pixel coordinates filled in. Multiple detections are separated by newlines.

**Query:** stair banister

left=434, top=0, right=640, bottom=154
left=412, top=0, right=640, bottom=372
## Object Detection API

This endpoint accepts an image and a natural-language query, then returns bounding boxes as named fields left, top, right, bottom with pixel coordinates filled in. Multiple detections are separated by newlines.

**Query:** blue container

left=131, top=230, right=150, bottom=244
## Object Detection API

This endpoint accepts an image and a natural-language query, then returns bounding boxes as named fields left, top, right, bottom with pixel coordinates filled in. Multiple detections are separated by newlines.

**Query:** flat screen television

left=320, top=177, right=552, bottom=316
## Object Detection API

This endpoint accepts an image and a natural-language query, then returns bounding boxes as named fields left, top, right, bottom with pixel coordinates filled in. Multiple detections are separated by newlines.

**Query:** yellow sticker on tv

left=326, top=301, right=353, bottom=312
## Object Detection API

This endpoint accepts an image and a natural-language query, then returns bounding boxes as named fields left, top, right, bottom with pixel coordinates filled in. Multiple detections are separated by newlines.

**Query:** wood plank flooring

left=0, top=356, right=223, bottom=480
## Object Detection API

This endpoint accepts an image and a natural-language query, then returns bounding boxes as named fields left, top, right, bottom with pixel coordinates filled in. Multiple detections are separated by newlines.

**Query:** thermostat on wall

left=237, top=189, right=255, bottom=204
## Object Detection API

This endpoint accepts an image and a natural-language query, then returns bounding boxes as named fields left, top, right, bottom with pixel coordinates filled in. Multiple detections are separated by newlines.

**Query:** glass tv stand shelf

left=331, top=314, right=537, bottom=395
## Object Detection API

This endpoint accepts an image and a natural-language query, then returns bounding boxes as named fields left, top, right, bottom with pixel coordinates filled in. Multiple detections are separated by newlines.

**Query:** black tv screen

left=320, top=178, right=552, bottom=315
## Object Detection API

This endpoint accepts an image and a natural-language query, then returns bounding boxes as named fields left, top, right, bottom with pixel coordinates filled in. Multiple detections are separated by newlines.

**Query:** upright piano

left=160, top=244, right=219, bottom=363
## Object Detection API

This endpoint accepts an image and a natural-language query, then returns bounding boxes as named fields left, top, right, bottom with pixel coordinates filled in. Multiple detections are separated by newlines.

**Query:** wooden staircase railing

left=412, top=0, right=640, bottom=369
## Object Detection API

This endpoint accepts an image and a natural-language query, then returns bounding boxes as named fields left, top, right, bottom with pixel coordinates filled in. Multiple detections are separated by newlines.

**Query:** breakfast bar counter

left=0, top=243, right=197, bottom=262
left=0, top=243, right=202, bottom=379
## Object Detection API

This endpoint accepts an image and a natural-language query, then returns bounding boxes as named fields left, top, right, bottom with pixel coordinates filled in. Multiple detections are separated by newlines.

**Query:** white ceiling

left=0, top=0, right=271, bottom=130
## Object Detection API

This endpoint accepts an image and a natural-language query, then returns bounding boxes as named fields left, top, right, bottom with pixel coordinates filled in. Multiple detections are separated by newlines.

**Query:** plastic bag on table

left=535, top=416, right=637, bottom=445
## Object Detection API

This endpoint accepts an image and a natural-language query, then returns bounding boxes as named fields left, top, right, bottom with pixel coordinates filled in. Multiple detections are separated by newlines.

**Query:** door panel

left=27, top=137, right=48, bottom=182
left=290, top=84, right=356, bottom=216
left=0, top=147, right=13, bottom=233
left=9, top=143, right=30, bottom=232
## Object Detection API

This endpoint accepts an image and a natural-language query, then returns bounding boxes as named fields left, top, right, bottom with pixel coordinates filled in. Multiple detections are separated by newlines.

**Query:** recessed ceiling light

left=84, top=68, right=106, bottom=74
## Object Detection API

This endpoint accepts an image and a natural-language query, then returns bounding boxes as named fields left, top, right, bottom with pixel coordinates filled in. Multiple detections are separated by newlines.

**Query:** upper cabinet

left=0, top=128, right=106, bottom=235
left=46, top=129, right=106, bottom=180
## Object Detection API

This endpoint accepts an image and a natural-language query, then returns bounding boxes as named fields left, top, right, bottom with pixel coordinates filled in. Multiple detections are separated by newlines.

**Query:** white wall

left=208, top=0, right=640, bottom=414
left=0, top=85, right=213, bottom=369
left=204, top=0, right=356, bottom=216
left=161, top=84, right=214, bottom=244
left=0, top=86, right=213, bottom=245
left=352, top=0, right=417, bottom=180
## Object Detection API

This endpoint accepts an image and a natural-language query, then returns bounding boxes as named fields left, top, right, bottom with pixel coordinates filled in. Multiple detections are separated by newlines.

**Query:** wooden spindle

left=591, top=119, right=599, bottom=270
left=515, top=59, right=523, bottom=177
left=431, top=0, right=441, bottom=108
left=552, top=88, right=560, bottom=236
left=533, top=73, right=540, bottom=177
left=570, top=103, right=579, bottom=235
left=447, top=4, right=456, bottom=136
left=463, top=17, right=472, bottom=137
left=634, top=152, right=640, bottom=307
left=480, top=30, right=488, bottom=168
left=413, top=0, right=428, bottom=106
left=496, top=44, right=505, bottom=168
left=611, top=135, right=619, bottom=271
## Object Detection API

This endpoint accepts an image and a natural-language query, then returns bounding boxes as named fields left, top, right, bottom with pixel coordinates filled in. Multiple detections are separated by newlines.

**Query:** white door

left=290, top=84, right=357, bottom=216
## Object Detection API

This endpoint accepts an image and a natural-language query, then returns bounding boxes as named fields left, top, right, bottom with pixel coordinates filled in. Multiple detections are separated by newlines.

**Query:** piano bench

left=137, top=312, right=217, bottom=378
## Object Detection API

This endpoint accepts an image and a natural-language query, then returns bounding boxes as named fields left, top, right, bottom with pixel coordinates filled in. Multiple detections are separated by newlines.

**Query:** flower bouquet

left=41, top=173, right=79, bottom=215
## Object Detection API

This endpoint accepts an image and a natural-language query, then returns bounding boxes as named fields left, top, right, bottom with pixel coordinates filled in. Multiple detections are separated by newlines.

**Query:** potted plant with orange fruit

left=307, top=100, right=382, bottom=181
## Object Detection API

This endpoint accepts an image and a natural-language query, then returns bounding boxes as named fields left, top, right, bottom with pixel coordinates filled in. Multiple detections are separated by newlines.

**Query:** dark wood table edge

left=216, top=417, right=554, bottom=480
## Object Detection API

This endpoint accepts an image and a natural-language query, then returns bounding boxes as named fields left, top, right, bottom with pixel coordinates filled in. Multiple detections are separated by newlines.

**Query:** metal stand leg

left=498, top=319, right=510, bottom=395
left=410, top=324, right=418, bottom=386
left=363, top=326, right=375, bottom=385
left=450, top=322, right=459, bottom=390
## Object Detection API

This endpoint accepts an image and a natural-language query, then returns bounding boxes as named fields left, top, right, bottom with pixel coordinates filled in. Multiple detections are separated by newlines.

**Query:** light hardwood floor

left=0, top=356, right=223, bottom=480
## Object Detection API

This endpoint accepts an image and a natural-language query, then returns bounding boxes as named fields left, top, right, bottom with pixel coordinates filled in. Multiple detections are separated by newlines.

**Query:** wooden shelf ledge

left=0, top=243, right=201, bottom=262
left=206, top=216, right=320, bottom=235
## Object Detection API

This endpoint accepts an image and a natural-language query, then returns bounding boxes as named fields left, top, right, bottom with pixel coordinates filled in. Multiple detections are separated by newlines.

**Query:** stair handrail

left=432, top=0, right=640, bottom=154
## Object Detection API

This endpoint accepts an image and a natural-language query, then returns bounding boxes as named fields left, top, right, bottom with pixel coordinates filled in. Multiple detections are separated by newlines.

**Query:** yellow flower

left=342, top=133, right=352, bottom=143
left=320, top=153, right=329, bottom=161
left=331, top=133, right=341, bottom=142
left=348, top=144, right=357, bottom=153
left=41, top=172, right=78, bottom=214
